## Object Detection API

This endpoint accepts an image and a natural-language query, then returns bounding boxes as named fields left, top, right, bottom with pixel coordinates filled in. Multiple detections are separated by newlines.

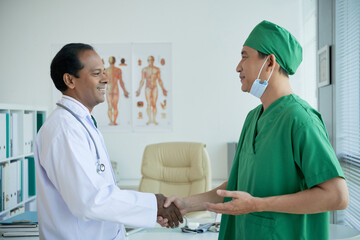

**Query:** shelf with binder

left=0, top=104, right=46, bottom=222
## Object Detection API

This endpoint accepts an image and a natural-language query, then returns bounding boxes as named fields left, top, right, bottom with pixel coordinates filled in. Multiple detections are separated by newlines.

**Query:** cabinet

left=0, top=104, right=46, bottom=221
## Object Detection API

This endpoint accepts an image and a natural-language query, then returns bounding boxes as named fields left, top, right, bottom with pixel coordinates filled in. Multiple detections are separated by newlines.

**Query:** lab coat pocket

left=244, top=213, right=275, bottom=240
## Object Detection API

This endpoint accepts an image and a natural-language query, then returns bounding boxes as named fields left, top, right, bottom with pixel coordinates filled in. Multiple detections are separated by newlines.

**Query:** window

left=335, top=0, right=360, bottom=230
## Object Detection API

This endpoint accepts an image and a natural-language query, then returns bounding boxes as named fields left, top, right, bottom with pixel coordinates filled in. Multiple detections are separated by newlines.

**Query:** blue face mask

left=249, top=56, right=275, bottom=99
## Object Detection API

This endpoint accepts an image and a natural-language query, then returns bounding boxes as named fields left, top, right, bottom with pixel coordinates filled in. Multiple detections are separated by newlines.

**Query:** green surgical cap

left=244, top=20, right=302, bottom=75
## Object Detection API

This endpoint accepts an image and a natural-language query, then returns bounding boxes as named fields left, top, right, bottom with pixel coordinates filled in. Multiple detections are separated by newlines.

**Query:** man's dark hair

left=50, top=43, right=94, bottom=92
left=257, top=51, right=289, bottom=78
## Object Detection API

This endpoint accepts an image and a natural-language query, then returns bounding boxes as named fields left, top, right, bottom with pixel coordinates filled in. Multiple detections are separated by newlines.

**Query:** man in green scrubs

left=159, top=20, right=349, bottom=239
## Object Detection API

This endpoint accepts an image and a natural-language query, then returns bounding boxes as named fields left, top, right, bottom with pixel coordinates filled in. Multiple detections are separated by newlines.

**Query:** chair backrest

left=139, top=142, right=212, bottom=198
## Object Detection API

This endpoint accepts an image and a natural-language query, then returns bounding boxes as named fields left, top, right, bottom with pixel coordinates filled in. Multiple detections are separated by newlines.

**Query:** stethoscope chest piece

left=97, top=163, right=105, bottom=174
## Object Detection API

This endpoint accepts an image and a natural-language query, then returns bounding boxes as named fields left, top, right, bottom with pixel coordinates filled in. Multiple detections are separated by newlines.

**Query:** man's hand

left=204, top=190, right=257, bottom=215
left=164, top=196, right=187, bottom=215
left=155, top=194, right=183, bottom=228
left=124, top=90, right=129, bottom=98
left=135, top=90, right=140, bottom=97
left=157, top=195, right=187, bottom=227
left=162, top=89, right=167, bottom=96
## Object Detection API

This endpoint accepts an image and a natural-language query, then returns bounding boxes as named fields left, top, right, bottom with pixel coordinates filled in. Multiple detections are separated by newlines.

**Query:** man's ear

left=63, top=73, right=75, bottom=89
left=267, top=54, right=278, bottom=72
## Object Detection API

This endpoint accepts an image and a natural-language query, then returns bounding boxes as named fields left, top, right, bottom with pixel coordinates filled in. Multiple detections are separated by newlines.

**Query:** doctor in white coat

left=35, top=43, right=182, bottom=240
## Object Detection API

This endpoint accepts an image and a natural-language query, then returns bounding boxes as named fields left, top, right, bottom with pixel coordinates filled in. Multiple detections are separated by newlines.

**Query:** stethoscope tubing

left=56, top=103, right=105, bottom=174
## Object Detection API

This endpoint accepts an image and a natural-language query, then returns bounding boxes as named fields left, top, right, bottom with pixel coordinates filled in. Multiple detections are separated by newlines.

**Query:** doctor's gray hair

left=50, top=43, right=94, bottom=92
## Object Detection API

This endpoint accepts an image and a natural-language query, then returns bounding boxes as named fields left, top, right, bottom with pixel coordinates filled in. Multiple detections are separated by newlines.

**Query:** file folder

left=23, top=112, right=34, bottom=154
left=6, top=113, right=9, bottom=158
left=0, top=164, right=2, bottom=211
left=27, top=157, right=36, bottom=197
left=8, top=161, right=17, bottom=209
left=22, top=158, right=28, bottom=200
left=10, top=113, right=20, bottom=157
left=2, top=162, right=10, bottom=210
left=0, top=113, right=6, bottom=160
left=37, top=112, right=46, bottom=132
left=17, top=160, right=22, bottom=204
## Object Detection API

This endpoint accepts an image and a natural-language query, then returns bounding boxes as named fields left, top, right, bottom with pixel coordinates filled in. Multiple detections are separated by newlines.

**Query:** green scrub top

left=219, top=94, right=344, bottom=240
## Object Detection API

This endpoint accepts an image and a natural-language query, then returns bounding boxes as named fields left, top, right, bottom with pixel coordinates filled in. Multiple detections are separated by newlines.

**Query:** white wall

left=0, top=0, right=308, bottom=185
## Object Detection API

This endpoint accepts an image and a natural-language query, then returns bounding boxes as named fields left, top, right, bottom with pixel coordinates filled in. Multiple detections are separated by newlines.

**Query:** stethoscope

left=56, top=103, right=105, bottom=174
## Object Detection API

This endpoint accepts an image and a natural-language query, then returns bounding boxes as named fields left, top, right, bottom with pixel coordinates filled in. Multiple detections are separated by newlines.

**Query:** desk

left=0, top=231, right=218, bottom=240
left=126, top=228, right=218, bottom=240
left=127, top=223, right=360, bottom=240
left=2, top=223, right=359, bottom=240
left=127, top=217, right=218, bottom=240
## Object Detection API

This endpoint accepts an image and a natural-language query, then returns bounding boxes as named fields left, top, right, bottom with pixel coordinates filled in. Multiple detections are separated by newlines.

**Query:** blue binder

left=0, top=211, right=38, bottom=225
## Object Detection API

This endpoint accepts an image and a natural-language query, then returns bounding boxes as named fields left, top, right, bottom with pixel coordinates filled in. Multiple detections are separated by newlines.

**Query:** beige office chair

left=139, top=142, right=212, bottom=218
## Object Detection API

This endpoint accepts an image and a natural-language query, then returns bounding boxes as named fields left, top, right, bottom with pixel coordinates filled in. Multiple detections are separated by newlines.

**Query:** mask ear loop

left=257, top=56, right=270, bottom=83
left=266, top=63, right=275, bottom=83
left=258, top=55, right=275, bottom=84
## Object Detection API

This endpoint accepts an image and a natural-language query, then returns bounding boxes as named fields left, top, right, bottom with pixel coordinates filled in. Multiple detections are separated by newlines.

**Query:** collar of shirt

left=58, top=95, right=97, bottom=128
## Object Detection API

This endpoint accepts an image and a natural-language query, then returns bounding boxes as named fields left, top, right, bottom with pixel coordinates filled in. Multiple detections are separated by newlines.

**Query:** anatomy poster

left=132, top=43, right=172, bottom=131
left=92, top=43, right=132, bottom=132
left=50, top=43, right=172, bottom=132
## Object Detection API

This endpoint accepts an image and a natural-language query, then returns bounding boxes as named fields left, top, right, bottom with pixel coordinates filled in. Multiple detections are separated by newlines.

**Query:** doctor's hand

left=155, top=194, right=183, bottom=228
left=204, top=190, right=257, bottom=215
left=157, top=195, right=187, bottom=228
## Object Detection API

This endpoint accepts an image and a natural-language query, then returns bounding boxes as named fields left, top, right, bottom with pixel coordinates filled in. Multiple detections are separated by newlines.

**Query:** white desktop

left=2, top=218, right=360, bottom=240
left=126, top=217, right=219, bottom=240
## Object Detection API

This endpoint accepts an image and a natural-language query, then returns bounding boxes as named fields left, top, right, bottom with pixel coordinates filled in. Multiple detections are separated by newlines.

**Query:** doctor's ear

left=266, top=54, right=277, bottom=71
left=63, top=73, right=76, bottom=89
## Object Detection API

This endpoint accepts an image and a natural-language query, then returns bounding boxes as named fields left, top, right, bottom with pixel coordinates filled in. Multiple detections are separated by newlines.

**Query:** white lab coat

left=34, top=96, right=157, bottom=240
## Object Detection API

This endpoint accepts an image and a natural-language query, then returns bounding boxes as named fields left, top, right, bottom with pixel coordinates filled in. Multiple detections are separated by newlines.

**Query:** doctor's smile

left=97, top=85, right=106, bottom=94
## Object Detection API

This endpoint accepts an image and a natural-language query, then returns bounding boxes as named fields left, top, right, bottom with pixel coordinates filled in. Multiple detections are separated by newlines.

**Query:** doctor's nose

left=101, top=73, right=109, bottom=84
left=236, top=61, right=242, bottom=73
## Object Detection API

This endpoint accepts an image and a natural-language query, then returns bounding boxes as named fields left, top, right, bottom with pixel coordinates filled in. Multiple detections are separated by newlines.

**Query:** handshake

left=154, top=188, right=257, bottom=228
left=155, top=194, right=184, bottom=228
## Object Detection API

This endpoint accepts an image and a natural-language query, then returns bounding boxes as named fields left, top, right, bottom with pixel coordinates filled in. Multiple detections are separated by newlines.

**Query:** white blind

left=335, top=0, right=360, bottom=230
